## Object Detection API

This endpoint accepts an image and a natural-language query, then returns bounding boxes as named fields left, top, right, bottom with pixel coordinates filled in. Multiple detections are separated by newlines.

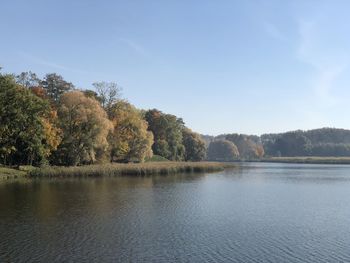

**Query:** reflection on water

left=1, top=163, right=350, bottom=262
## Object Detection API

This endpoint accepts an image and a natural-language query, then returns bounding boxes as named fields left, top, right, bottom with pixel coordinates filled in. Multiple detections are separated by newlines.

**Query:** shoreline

left=254, top=157, right=350, bottom=165
left=2, top=162, right=231, bottom=179
left=3, top=157, right=350, bottom=180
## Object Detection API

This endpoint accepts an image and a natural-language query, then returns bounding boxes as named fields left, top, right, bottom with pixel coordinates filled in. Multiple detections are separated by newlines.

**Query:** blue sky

left=2, top=0, right=350, bottom=135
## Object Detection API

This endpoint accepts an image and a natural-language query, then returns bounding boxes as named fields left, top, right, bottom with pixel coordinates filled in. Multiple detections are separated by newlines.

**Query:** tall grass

left=29, top=162, right=231, bottom=178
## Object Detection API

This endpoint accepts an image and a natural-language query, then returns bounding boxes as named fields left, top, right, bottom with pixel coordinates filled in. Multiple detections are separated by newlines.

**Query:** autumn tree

left=109, top=100, right=153, bottom=163
left=255, top=144, right=265, bottom=158
left=41, top=73, right=74, bottom=103
left=0, top=74, right=58, bottom=165
left=30, top=87, right=62, bottom=159
left=226, top=134, right=264, bottom=159
left=207, top=140, right=239, bottom=161
left=52, top=91, right=113, bottom=165
left=144, top=109, right=185, bottom=161
left=31, top=86, right=48, bottom=99
left=41, top=111, right=62, bottom=158
left=182, top=128, right=206, bottom=161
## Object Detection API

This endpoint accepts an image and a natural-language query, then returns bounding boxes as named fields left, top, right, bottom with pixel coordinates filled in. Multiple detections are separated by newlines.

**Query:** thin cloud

left=18, top=52, right=87, bottom=74
left=297, top=20, right=319, bottom=68
left=296, top=19, right=347, bottom=106
left=311, top=66, right=345, bottom=105
left=263, top=21, right=288, bottom=43
left=118, top=38, right=150, bottom=58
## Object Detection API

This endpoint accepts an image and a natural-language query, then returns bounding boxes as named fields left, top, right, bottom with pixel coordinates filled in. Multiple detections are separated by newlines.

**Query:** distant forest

left=202, top=128, right=350, bottom=161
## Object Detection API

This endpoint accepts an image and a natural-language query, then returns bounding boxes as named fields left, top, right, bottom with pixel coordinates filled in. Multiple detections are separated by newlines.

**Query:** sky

left=2, top=0, right=350, bottom=136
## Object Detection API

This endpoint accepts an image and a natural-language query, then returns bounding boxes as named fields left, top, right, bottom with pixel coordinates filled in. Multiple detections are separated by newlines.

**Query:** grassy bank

left=29, top=162, right=232, bottom=178
left=260, top=157, right=350, bottom=164
left=0, top=166, right=27, bottom=180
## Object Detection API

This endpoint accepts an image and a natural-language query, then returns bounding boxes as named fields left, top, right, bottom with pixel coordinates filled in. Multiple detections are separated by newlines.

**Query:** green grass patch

left=0, top=166, right=27, bottom=179
left=145, top=155, right=169, bottom=162
left=29, top=162, right=233, bottom=178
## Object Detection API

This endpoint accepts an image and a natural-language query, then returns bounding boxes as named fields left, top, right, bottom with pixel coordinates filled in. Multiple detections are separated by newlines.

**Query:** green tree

left=83, top=89, right=102, bottom=103
left=30, top=87, right=62, bottom=158
left=182, top=128, right=206, bottom=161
left=15, top=71, right=41, bottom=88
left=0, top=74, right=55, bottom=165
left=109, top=100, right=153, bottom=162
left=207, top=140, right=239, bottom=161
left=262, top=128, right=350, bottom=157
left=41, top=73, right=74, bottom=103
left=273, top=132, right=311, bottom=156
left=144, top=109, right=185, bottom=161
left=52, top=91, right=113, bottom=165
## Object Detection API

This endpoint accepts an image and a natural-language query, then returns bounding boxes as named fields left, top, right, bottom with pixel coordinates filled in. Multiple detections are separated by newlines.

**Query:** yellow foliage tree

left=109, top=100, right=153, bottom=162
left=53, top=91, right=113, bottom=165
left=41, top=110, right=62, bottom=157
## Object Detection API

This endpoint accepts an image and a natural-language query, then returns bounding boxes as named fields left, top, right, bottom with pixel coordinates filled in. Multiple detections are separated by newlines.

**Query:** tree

left=109, top=100, right=153, bottom=163
left=93, top=81, right=121, bottom=115
left=30, top=86, right=48, bottom=99
left=41, top=111, right=62, bottom=159
left=226, top=134, right=264, bottom=159
left=207, top=140, right=239, bottom=161
left=144, top=109, right=185, bottom=161
left=255, top=144, right=265, bottom=158
left=200, top=134, right=215, bottom=148
left=30, top=87, right=62, bottom=159
left=53, top=91, right=113, bottom=165
left=15, top=71, right=41, bottom=88
left=0, top=74, right=57, bottom=165
left=41, top=73, right=74, bottom=103
left=83, top=89, right=102, bottom=103
left=182, top=128, right=206, bottom=161
left=273, top=132, right=311, bottom=156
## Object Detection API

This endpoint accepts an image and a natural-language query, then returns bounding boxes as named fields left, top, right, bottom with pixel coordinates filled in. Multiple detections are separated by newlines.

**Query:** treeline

left=262, top=128, right=350, bottom=157
left=0, top=70, right=206, bottom=166
left=204, top=128, right=350, bottom=161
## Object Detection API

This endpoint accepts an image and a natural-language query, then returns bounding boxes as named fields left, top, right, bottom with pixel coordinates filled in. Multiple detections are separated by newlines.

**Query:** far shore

left=212, top=157, right=350, bottom=165
left=258, top=157, right=350, bottom=165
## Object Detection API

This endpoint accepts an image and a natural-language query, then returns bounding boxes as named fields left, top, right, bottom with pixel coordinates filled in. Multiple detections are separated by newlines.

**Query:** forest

left=204, top=128, right=350, bottom=161
left=0, top=69, right=206, bottom=167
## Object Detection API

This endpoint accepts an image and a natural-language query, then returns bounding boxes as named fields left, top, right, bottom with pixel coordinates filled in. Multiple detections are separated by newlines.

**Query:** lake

left=1, top=162, right=350, bottom=262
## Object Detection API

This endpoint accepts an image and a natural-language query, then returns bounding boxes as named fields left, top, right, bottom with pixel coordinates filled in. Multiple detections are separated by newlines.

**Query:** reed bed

left=29, top=162, right=231, bottom=178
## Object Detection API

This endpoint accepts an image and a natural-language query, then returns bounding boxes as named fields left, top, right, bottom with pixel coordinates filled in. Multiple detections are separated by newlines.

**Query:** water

left=1, top=163, right=350, bottom=262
